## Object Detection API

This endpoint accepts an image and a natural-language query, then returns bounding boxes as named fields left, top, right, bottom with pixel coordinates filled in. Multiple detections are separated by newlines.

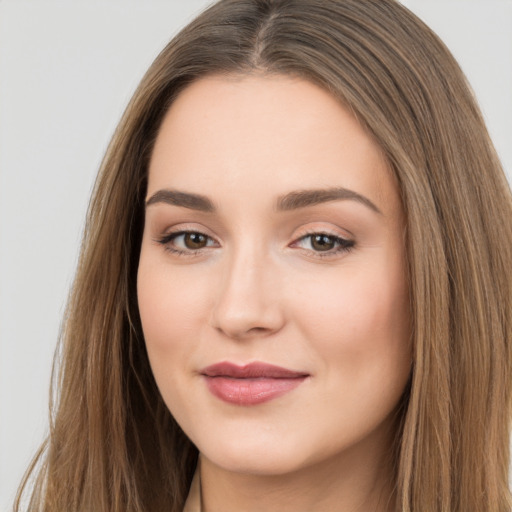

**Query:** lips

left=201, top=362, right=309, bottom=406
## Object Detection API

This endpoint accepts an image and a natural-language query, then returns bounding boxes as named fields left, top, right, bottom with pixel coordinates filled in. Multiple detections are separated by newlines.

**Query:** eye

left=156, top=230, right=218, bottom=255
left=178, top=232, right=210, bottom=249
left=309, top=234, right=338, bottom=251
left=292, top=232, right=354, bottom=255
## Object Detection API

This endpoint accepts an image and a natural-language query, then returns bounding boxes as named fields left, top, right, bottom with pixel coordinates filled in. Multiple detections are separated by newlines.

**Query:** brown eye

left=157, top=231, right=216, bottom=254
left=291, top=232, right=354, bottom=257
left=184, top=232, right=208, bottom=249
left=310, top=234, right=336, bottom=251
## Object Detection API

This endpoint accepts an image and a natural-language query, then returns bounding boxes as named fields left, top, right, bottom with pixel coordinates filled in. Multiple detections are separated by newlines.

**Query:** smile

left=201, top=362, right=309, bottom=406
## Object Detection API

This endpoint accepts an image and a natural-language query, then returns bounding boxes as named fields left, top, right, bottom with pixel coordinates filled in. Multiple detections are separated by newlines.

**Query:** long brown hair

left=16, top=1, right=512, bottom=510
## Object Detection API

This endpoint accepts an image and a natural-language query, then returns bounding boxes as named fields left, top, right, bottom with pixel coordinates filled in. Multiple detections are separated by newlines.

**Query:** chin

left=196, top=430, right=314, bottom=476
left=205, top=451, right=309, bottom=477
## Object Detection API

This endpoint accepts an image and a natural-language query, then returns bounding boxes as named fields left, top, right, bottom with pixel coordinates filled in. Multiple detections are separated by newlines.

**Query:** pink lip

left=201, top=362, right=309, bottom=406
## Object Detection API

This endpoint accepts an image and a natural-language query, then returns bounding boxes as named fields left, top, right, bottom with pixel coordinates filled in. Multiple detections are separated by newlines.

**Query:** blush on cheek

left=138, top=264, right=183, bottom=318
left=302, top=278, right=405, bottom=357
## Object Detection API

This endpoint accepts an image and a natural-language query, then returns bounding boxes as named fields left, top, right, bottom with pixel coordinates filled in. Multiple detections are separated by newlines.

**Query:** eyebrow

left=145, top=189, right=215, bottom=212
left=276, top=187, right=382, bottom=214
left=145, top=187, right=381, bottom=215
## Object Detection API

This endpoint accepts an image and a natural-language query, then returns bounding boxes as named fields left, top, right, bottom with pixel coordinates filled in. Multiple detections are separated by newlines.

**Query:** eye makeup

left=155, top=228, right=355, bottom=260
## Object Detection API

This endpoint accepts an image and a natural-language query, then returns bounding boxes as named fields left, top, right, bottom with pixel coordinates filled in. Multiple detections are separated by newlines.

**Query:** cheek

left=137, top=262, right=210, bottom=397
left=137, top=257, right=211, bottom=345
left=291, top=259, right=410, bottom=371
left=137, top=256, right=215, bottom=416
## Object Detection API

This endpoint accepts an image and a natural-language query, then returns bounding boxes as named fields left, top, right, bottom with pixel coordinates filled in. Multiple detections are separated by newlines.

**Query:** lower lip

left=204, top=376, right=307, bottom=406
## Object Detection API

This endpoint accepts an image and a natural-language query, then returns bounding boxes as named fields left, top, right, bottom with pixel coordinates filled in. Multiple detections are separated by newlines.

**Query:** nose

left=210, top=247, right=285, bottom=340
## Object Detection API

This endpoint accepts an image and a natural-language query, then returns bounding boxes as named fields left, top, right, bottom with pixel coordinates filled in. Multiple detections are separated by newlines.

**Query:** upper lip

left=201, top=361, right=309, bottom=379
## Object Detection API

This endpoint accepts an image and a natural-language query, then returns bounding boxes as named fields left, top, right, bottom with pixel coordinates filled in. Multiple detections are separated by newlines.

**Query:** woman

left=16, top=0, right=512, bottom=511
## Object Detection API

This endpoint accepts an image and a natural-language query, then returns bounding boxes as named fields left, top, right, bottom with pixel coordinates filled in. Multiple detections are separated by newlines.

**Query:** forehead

left=148, top=74, right=401, bottom=218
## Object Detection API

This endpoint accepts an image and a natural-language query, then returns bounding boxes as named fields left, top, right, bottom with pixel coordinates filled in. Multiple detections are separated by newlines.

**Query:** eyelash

left=155, top=231, right=216, bottom=257
left=291, top=230, right=355, bottom=258
left=155, top=230, right=355, bottom=259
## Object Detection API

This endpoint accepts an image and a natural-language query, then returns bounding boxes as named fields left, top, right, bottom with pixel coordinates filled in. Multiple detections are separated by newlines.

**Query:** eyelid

left=166, top=231, right=217, bottom=247
left=289, top=227, right=355, bottom=258
left=153, top=223, right=355, bottom=259
left=157, top=222, right=219, bottom=241
left=154, top=225, right=221, bottom=257
left=291, top=224, right=353, bottom=243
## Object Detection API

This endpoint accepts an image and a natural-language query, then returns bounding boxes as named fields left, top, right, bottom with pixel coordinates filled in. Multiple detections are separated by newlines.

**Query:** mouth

left=200, top=361, right=309, bottom=406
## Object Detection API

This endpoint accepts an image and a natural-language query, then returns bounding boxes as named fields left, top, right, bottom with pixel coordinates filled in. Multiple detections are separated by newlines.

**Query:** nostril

left=211, top=309, right=285, bottom=341
left=214, top=323, right=276, bottom=340
left=209, top=260, right=285, bottom=339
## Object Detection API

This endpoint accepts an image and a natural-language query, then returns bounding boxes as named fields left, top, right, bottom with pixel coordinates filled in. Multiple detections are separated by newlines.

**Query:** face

left=137, top=74, right=411, bottom=477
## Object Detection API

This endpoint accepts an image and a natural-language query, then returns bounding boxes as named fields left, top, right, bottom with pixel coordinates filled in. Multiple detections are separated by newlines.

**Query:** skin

left=137, top=74, right=411, bottom=512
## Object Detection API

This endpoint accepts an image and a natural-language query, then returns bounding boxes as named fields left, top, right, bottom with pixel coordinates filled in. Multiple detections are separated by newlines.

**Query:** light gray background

left=1, top=1, right=511, bottom=509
